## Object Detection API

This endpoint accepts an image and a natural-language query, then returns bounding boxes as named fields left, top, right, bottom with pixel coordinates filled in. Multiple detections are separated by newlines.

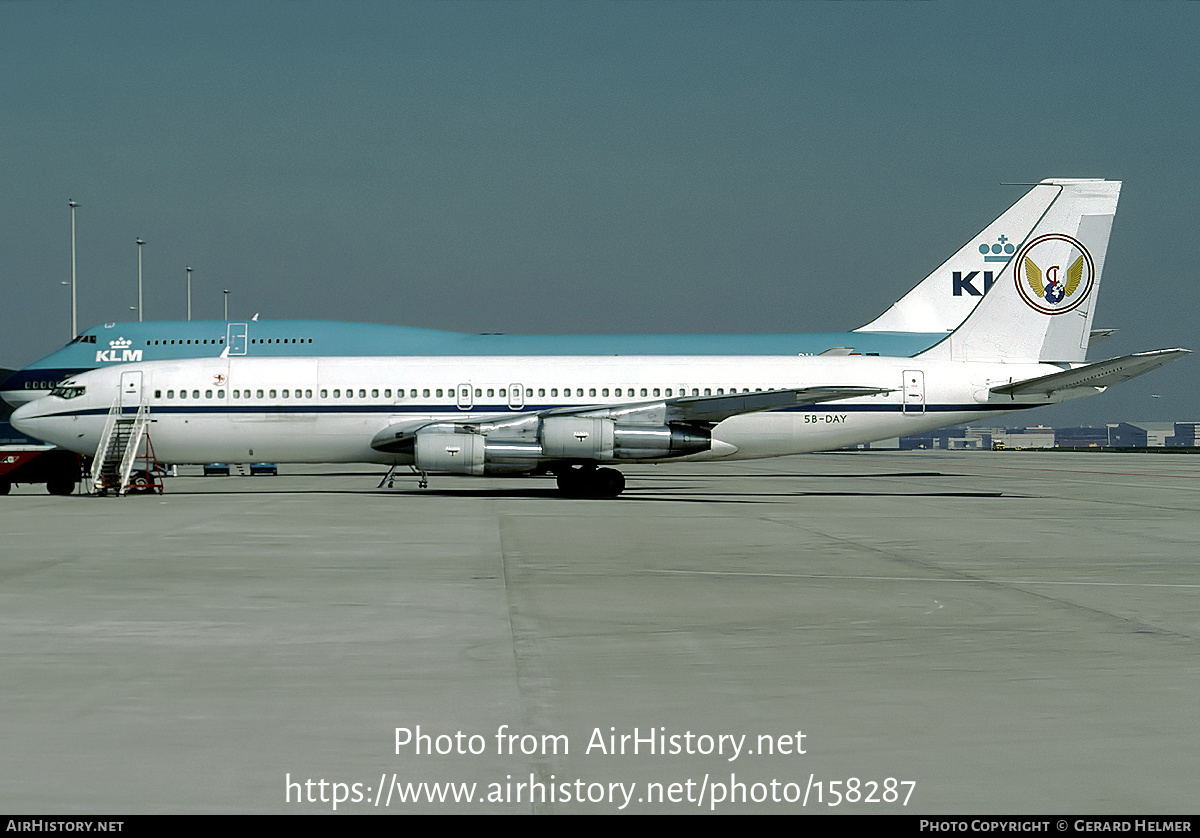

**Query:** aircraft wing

left=546, top=386, right=891, bottom=424
left=370, top=386, right=890, bottom=453
left=990, top=349, right=1191, bottom=399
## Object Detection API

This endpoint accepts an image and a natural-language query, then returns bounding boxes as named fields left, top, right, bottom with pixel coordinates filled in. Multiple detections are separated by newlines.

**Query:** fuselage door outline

left=457, top=383, right=474, bottom=411
left=227, top=323, right=248, bottom=356
left=902, top=369, right=925, bottom=414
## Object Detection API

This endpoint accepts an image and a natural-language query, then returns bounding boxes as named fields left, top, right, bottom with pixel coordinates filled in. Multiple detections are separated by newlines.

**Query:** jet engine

left=407, top=418, right=712, bottom=475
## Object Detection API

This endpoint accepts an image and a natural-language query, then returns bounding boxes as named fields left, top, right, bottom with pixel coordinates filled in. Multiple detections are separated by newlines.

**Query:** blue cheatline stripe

left=41, top=402, right=1018, bottom=421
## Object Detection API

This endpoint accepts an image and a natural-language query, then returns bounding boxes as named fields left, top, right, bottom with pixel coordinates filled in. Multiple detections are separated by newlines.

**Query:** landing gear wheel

left=593, top=467, right=625, bottom=498
left=555, top=466, right=625, bottom=498
left=0, top=482, right=10, bottom=495
left=46, top=480, right=75, bottom=496
left=555, top=469, right=579, bottom=496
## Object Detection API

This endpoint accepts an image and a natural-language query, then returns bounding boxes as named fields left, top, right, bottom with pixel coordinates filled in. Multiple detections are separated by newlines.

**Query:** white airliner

left=2, top=177, right=1084, bottom=408
left=12, top=179, right=1188, bottom=497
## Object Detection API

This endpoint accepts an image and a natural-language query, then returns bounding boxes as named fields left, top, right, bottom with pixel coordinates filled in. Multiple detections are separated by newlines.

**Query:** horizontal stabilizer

left=990, top=349, right=1191, bottom=398
left=1089, top=328, right=1118, bottom=344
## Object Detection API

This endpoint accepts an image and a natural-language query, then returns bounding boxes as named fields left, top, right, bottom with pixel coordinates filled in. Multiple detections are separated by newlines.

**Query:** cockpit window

left=51, top=384, right=86, bottom=399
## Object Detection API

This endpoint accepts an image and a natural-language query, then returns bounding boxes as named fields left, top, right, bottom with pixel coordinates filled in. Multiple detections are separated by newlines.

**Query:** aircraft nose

left=10, top=400, right=49, bottom=440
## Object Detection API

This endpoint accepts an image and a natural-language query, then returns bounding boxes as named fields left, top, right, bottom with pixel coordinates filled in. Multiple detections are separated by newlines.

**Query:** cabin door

left=902, top=370, right=925, bottom=414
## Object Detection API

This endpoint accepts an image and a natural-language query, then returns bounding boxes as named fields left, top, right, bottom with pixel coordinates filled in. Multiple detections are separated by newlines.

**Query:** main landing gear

left=555, top=464, right=626, bottom=499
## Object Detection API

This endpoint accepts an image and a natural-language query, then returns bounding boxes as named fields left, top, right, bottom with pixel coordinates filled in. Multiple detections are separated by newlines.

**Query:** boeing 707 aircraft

left=15, top=179, right=1185, bottom=498
left=3, top=178, right=1073, bottom=407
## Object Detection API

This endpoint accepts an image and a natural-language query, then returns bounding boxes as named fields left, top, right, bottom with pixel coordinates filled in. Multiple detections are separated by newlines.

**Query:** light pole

left=68, top=200, right=80, bottom=337
left=223, top=289, right=229, bottom=320
left=136, top=238, right=145, bottom=322
left=186, top=266, right=193, bottom=321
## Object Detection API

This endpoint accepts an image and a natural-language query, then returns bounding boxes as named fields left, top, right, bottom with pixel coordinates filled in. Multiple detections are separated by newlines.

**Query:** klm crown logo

left=979, top=235, right=1017, bottom=263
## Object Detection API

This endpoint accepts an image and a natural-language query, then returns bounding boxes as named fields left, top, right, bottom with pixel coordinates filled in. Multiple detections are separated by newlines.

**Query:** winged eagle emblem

left=1024, top=255, right=1084, bottom=304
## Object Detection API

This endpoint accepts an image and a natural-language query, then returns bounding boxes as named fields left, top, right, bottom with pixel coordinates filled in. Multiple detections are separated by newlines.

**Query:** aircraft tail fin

left=857, top=181, right=1066, bottom=334
left=916, top=179, right=1121, bottom=363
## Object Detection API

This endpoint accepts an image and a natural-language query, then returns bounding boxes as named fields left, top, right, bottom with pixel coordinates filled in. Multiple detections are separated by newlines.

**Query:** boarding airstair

left=90, top=399, right=162, bottom=496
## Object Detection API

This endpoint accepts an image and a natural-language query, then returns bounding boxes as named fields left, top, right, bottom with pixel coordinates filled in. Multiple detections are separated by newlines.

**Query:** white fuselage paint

left=14, top=354, right=1073, bottom=467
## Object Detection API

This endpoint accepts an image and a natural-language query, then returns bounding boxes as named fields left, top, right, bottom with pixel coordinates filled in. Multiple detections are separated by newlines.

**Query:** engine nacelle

left=540, top=416, right=711, bottom=460
left=612, top=425, right=711, bottom=458
left=540, top=417, right=615, bottom=459
left=414, top=432, right=486, bottom=475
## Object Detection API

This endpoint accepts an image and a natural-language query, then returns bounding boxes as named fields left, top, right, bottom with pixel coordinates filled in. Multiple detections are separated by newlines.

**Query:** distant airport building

left=889, top=422, right=1175, bottom=451
left=1131, top=422, right=1178, bottom=447
left=1166, top=422, right=1200, bottom=447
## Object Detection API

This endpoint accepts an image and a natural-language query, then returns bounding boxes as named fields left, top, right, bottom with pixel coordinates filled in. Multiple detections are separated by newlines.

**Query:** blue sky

left=2, top=1, right=1196, bottom=424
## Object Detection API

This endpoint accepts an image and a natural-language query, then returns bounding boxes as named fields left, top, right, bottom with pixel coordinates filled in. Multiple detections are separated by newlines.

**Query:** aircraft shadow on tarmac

left=139, top=470, right=1015, bottom=502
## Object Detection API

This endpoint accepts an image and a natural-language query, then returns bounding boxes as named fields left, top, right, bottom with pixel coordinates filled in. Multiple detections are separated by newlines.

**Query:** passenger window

left=704, top=388, right=711, bottom=396
left=436, top=389, right=444, bottom=398
left=422, top=389, right=430, bottom=398
left=205, top=390, right=213, bottom=398
left=218, top=390, right=225, bottom=398
left=179, top=390, right=187, bottom=400
left=475, top=389, right=481, bottom=398
left=282, top=390, right=289, bottom=398
left=154, top=390, right=162, bottom=398
left=256, top=390, right=264, bottom=399
left=320, top=389, right=328, bottom=398
left=589, top=388, right=596, bottom=397
left=167, top=390, right=175, bottom=399
left=333, top=389, right=341, bottom=398
left=359, top=389, right=366, bottom=398
left=487, top=388, right=495, bottom=397
left=653, top=388, right=660, bottom=397
left=640, top=388, right=647, bottom=397
left=270, top=389, right=277, bottom=398
left=602, top=388, right=609, bottom=397
left=538, top=388, right=545, bottom=397
left=305, top=389, right=312, bottom=398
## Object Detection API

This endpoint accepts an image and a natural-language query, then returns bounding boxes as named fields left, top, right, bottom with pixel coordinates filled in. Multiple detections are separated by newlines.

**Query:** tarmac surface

left=1, top=450, right=1198, bottom=814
